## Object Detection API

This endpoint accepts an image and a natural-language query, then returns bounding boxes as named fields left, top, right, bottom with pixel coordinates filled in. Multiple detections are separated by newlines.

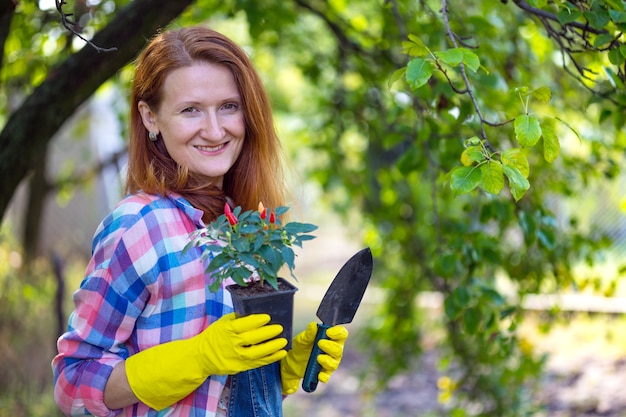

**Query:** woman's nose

left=202, top=112, right=224, bottom=140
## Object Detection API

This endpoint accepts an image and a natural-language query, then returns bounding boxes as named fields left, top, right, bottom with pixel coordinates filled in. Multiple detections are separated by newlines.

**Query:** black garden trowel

left=302, top=247, right=374, bottom=393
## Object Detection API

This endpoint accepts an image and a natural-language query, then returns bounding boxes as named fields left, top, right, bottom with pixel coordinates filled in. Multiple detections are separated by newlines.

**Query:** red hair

left=126, top=26, right=286, bottom=222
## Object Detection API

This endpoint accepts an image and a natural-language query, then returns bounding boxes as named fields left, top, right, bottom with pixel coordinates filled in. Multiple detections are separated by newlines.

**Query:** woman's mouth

left=196, top=143, right=226, bottom=153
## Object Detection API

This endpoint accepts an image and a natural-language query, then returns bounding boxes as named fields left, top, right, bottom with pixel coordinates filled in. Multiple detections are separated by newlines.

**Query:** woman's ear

left=137, top=101, right=159, bottom=133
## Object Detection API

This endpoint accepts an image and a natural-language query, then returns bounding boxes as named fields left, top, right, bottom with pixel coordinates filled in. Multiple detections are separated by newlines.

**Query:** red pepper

left=227, top=213, right=238, bottom=226
left=269, top=211, right=276, bottom=224
left=224, top=203, right=238, bottom=225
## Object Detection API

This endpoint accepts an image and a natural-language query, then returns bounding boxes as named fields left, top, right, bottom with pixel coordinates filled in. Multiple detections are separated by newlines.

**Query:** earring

left=148, top=131, right=158, bottom=141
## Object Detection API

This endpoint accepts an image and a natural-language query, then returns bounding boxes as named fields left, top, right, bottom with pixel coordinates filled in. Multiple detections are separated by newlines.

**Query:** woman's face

left=138, top=62, right=245, bottom=189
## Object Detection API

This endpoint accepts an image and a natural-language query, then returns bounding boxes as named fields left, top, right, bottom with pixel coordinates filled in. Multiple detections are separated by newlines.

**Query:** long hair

left=127, top=26, right=286, bottom=222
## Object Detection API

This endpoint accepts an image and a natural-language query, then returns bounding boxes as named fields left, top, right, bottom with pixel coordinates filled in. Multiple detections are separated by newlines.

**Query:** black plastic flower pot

left=226, top=278, right=298, bottom=349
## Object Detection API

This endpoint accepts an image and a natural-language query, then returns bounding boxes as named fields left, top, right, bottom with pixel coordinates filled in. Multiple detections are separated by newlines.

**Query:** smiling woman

left=125, top=26, right=288, bottom=224
left=50, top=26, right=349, bottom=417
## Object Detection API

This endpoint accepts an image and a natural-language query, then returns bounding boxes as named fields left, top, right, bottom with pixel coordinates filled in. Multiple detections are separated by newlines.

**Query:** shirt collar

left=166, top=192, right=206, bottom=228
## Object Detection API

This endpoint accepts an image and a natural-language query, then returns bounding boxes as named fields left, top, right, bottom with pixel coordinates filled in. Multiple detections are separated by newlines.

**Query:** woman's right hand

left=199, top=312, right=287, bottom=375
left=122, top=312, right=286, bottom=411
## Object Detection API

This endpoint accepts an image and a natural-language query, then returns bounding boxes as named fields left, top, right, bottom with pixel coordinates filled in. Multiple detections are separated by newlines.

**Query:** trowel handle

left=302, top=323, right=331, bottom=393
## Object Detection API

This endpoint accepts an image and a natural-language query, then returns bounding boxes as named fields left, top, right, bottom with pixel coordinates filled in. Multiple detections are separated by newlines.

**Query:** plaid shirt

left=52, top=192, right=233, bottom=417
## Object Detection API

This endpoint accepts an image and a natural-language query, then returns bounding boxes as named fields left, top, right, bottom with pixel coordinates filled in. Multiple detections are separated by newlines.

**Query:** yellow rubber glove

left=280, top=322, right=349, bottom=395
left=125, top=312, right=287, bottom=410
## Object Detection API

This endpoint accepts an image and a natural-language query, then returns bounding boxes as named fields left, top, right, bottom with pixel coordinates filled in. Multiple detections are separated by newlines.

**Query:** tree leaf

left=389, top=67, right=407, bottom=88
left=609, top=9, right=626, bottom=24
left=541, top=125, right=560, bottom=163
left=436, top=48, right=463, bottom=67
left=503, top=164, right=530, bottom=201
left=531, top=87, right=551, bottom=103
left=461, top=49, right=480, bottom=72
left=460, top=145, right=485, bottom=166
left=406, top=58, right=434, bottom=90
left=594, top=33, right=615, bottom=47
left=480, top=161, right=504, bottom=195
left=450, top=166, right=481, bottom=194
left=557, top=8, right=582, bottom=25
left=554, top=116, right=582, bottom=142
left=501, top=148, right=530, bottom=178
left=514, top=115, right=542, bottom=147
left=609, top=47, right=626, bottom=65
left=403, top=34, right=429, bottom=57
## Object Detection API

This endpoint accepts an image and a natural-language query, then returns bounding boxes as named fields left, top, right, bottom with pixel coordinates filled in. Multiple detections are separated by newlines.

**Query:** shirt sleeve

left=52, top=204, right=155, bottom=417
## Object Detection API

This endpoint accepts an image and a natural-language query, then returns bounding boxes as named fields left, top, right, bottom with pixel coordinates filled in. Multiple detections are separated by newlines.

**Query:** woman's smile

left=195, top=142, right=227, bottom=153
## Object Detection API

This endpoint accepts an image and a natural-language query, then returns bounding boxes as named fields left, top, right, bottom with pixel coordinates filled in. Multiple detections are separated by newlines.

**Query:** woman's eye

left=181, top=107, right=197, bottom=113
left=222, top=102, right=239, bottom=111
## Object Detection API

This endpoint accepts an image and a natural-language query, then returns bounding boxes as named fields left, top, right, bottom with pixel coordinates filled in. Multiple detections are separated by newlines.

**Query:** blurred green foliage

left=1, top=0, right=626, bottom=416
left=0, top=228, right=63, bottom=417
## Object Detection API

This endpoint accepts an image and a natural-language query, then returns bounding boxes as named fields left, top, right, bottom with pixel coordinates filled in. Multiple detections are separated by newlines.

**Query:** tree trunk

left=0, top=0, right=196, bottom=219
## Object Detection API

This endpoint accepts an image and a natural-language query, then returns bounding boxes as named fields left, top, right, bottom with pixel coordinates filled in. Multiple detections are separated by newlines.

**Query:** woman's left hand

left=280, top=322, right=349, bottom=395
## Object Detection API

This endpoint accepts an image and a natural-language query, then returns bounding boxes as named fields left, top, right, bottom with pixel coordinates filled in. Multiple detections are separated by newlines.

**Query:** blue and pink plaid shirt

left=52, top=192, right=233, bottom=417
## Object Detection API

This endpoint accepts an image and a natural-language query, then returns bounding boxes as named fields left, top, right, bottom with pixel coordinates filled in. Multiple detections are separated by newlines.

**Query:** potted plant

left=187, top=202, right=318, bottom=348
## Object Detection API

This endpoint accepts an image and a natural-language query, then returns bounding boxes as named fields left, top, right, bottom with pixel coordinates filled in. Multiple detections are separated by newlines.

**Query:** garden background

left=1, top=1, right=626, bottom=416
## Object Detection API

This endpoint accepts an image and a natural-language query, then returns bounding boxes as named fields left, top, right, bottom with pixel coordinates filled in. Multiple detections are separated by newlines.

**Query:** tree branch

left=55, top=0, right=117, bottom=53
left=0, top=0, right=196, bottom=218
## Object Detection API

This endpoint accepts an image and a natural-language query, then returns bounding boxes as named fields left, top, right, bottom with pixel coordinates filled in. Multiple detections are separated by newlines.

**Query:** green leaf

left=403, top=34, right=429, bottom=57
left=541, top=125, right=560, bottom=163
left=231, top=267, right=252, bottom=286
left=233, top=239, right=251, bottom=252
left=479, top=161, right=505, bottom=195
left=609, top=9, right=626, bottom=23
left=460, top=145, right=485, bottom=166
left=205, top=252, right=231, bottom=272
left=461, top=49, right=480, bottom=72
left=554, top=116, right=582, bottom=142
left=514, top=115, right=542, bottom=147
left=609, top=47, right=626, bottom=65
left=450, top=166, right=481, bottom=194
left=501, top=148, right=530, bottom=178
left=464, top=136, right=482, bottom=147
left=406, top=58, right=434, bottom=90
left=594, top=34, right=615, bottom=47
left=503, top=165, right=530, bottom=201
left=281, top=246, right=295, bottom=269
left=283, top=222, right=318, bottom=234
left=238, top=253, right=260, bottom=269
left=389, top=67, right=406, bottom=88
left=464, top=307, right=481, bottom=334
left=435, top=48, right=463, bottom=67
left=557, top=8, right=582, bottom=25
left=605, top=0, right=625, bottom=11
left=584, top=10, right=609, bottom=30
left=531, top=87, right=551, bottom=103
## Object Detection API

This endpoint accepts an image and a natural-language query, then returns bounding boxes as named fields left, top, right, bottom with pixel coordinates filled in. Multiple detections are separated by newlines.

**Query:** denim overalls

left=228, top=362, right=283, bottom=417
